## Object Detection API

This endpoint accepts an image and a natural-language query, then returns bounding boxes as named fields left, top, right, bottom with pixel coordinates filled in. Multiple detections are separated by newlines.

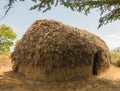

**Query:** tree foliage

left=0, top=24, right=16, bottom=53
left=3, top=0, right=120, bottom=28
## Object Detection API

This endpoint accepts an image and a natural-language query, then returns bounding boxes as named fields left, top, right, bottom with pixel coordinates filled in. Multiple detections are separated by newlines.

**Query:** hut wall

left=16, top=63, right=93, bottom=81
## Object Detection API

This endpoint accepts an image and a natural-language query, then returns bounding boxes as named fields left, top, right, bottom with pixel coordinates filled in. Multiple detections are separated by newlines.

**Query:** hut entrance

left=92, top=52, right=99, bottom=75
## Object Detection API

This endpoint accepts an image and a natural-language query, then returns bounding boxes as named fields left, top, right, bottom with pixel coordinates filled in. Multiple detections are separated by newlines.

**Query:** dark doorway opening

left=92, top=52, right=99, bottom=75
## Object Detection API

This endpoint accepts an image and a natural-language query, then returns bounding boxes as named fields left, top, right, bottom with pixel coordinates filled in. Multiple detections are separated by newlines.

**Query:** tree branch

left=0, top=0, right=15, bottom=20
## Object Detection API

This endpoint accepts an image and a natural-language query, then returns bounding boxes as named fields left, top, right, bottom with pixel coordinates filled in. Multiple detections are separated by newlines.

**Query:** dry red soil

left=0, top=56, right=120, bottom=91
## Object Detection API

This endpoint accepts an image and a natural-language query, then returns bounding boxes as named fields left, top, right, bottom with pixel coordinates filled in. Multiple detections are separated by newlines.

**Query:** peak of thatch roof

left=11, top=20, right=111, bottom=81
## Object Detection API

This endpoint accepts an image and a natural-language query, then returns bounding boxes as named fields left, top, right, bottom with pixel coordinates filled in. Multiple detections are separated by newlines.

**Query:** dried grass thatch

left=11, top=20, right=111, bottom=81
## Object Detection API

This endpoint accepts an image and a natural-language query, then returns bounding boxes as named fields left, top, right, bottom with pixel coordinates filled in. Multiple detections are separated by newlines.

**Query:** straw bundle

left=11, top=20, right=111, bottom=81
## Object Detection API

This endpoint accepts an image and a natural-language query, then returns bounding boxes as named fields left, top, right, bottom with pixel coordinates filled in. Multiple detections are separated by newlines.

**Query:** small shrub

left=111, top=52, right=120, bottom=67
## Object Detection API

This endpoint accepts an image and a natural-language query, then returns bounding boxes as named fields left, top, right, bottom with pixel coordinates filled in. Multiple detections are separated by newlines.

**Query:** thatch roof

left=11, top=20, right=111, bottom=81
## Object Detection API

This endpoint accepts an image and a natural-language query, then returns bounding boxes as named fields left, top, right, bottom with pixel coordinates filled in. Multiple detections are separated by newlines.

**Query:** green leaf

left=0, top=24, right=16, bottom=53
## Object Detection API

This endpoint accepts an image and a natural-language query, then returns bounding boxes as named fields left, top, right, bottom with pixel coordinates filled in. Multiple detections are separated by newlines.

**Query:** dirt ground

left=0, top=57, right=120, bottom=91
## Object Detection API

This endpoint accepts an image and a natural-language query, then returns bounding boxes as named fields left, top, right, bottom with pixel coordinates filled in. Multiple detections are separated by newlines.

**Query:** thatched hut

left=11, top=20, right=111, bottom=81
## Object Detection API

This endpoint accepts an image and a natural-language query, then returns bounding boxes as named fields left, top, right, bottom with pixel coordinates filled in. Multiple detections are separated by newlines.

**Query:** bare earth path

left=0, top=57, right=120, bottom=91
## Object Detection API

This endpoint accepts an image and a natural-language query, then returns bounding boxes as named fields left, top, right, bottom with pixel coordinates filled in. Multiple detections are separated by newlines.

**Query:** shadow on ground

left=0, top=70, right=120, bottom=91
left=0, top=59, right=120, bottom=91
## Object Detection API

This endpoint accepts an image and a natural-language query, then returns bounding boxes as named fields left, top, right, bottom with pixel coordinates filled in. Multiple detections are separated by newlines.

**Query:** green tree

left=3, top=0, right=120, bottom=28
left=0, top=24, right=16, bottom=53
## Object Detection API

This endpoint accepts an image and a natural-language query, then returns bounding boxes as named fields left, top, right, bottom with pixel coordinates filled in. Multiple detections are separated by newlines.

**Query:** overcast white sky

left=0, top=1, right=120, bottom=50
